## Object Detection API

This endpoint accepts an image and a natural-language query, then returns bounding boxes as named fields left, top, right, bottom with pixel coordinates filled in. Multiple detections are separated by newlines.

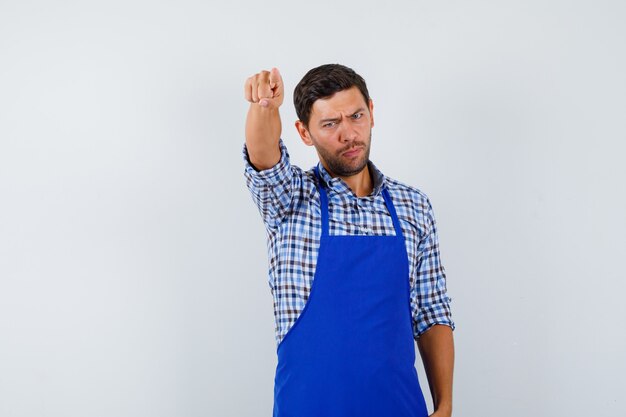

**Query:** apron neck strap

left=381, top=188, right=404, bottom=238
left=314, top=166, right=330, bottom=237
left=313, top=165, right=403, bottom=238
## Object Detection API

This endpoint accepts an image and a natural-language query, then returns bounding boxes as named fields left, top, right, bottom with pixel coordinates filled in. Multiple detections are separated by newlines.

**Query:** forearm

left=245, top=104, right=282, bottom=170
left=417, top=324, right=455, bottom=415
left=244, top=68, right=284, bottom=170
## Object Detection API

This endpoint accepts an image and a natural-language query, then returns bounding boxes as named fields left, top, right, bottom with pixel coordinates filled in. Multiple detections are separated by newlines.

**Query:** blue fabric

left=272, top=167, right=428, bottom=417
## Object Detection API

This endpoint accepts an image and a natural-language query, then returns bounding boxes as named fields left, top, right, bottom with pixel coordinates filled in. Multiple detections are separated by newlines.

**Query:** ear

left=369, top=98, right=375, bottom=128
left=295, top=120, right=314, bottom=146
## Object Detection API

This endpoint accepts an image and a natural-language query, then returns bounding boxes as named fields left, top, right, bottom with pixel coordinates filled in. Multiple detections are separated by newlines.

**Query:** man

left=242, top=64, right=455, bottom=417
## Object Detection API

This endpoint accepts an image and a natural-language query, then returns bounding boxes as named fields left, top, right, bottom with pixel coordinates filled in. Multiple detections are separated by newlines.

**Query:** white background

left=1, top=1, right=625, bottom=416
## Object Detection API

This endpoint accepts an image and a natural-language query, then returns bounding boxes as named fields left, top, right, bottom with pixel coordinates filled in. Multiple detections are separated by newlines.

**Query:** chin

left=336, top=160, right=368, bottom=177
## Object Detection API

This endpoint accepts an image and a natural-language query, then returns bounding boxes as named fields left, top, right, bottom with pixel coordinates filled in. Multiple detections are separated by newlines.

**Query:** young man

left=243, top=64, right=455, bottom=417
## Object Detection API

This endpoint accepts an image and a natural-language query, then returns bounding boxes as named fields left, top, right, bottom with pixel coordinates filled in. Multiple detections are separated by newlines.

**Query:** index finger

left=269, top=67, right=282, bottom=89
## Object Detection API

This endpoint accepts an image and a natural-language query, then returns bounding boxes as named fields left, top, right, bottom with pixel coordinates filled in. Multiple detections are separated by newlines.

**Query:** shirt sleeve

left=411, top=198, right=455, bottom=338
left=243, top=139, right=294, bottom=229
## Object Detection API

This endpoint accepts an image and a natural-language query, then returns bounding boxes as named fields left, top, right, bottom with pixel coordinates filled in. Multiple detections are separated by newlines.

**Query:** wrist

left=434, top=403, right=452, bottom=416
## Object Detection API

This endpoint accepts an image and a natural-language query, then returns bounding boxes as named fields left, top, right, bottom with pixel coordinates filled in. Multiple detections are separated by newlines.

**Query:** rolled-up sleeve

left=243, top=139, right=294, bottom=229
left=411, top=198, right=455, bottom=338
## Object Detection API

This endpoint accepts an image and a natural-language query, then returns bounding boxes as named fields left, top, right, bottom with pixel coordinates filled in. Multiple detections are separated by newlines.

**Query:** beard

left=312, top=131, right=372, bottom=177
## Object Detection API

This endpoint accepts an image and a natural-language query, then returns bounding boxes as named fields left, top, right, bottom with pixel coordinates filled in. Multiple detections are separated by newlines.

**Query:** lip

left=342, top=147, right=362, bottom=158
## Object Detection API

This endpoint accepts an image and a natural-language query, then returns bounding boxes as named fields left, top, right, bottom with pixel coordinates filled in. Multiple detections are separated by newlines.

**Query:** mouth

left=342, top=146, right=363, bottom=158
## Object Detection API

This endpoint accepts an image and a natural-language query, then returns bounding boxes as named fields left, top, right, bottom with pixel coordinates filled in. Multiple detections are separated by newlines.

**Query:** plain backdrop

left=1, top=1, right=625, bottom=416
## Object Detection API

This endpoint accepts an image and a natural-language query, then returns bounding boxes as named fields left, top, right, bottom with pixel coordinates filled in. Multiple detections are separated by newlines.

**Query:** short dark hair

left=293, top=64, right=370, bottom=127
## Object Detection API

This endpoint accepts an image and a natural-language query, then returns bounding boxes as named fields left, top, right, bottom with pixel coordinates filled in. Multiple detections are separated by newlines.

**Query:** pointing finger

left=269, top=67, right=282, bottom=90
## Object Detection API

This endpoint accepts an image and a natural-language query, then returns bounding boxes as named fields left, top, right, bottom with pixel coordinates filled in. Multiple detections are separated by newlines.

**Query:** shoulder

left=384, top=175, right=435, bottom=236
left=384, top=176, right=431, bottom=210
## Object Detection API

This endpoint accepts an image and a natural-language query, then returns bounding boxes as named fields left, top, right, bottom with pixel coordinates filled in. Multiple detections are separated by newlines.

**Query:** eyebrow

left=318, top=108, right=366, bottom=125
left=319, top=116, right=341, bottom=125
left=351, top=107, right=366, bottom=115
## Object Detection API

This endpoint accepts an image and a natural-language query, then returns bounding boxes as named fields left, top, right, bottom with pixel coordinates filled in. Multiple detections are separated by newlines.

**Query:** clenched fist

left=244, top=68, right=284, bottom=108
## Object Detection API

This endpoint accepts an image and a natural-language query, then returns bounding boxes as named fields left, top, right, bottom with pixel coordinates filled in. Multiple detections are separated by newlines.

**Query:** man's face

left=296, top=86, right=374, bottom=177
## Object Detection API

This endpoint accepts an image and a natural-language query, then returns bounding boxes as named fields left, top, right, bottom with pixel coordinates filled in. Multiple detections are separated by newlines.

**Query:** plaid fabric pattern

left=244, top=139, right=454, bottom=346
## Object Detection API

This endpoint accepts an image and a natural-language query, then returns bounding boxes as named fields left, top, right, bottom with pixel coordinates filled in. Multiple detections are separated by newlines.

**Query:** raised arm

left=244, top=68, right=284, bottom=170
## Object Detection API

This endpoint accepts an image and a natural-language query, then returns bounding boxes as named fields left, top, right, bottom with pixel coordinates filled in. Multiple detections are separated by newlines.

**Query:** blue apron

left=272, top=167, right=428, bottom=417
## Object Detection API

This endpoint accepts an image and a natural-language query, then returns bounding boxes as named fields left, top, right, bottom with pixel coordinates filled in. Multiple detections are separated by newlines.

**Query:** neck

left=324, top=163, right=373, bottom=197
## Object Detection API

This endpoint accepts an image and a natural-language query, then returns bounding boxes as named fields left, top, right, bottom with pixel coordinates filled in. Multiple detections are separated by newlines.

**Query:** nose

left=339, top=122, right=358, bottom=143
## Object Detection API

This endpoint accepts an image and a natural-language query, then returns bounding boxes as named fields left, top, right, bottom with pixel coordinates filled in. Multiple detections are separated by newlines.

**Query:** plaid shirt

left=244, top=140, right=454, bottom=346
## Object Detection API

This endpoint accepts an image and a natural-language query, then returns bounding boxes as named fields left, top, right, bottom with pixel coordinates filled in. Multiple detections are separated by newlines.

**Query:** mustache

left=338, top=142, right=366, bottom=154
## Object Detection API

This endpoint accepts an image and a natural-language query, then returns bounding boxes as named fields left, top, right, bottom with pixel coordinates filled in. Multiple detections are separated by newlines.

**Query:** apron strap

left=314, top=165, right=404, bottom=238
left=314, top=166, right=330, bottom=237
left=382, top=188, right=404, bottom=238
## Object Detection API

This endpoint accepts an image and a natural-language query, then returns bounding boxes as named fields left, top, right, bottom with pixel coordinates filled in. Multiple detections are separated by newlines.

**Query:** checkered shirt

left=244, top=139, right=454, bottom=346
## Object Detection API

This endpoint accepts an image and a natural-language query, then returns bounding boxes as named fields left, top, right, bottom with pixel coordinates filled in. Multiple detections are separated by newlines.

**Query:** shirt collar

left=316, top=160, right=386, bottom=197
